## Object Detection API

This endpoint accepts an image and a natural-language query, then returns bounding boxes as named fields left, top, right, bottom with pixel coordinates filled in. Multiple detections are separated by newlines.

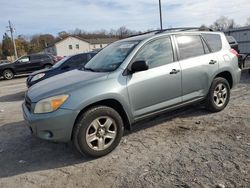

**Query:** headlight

left=31, top=73, right=45, bottom=82
left=34, top=95, right=69, bottom=114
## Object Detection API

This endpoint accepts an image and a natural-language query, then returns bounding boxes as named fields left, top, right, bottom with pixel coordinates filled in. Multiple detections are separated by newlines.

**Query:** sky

left=0, top=0, right=250, bottom=37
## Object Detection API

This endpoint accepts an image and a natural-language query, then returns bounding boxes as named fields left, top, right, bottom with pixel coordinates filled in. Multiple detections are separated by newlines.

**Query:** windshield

left=52, top=56, right=70, bottom=68
left=84, top=41, right=139, bottom=72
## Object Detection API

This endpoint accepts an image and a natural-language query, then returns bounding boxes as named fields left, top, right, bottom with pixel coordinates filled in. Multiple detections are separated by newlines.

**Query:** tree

left=2, top=33, right=14, bottom=57
left=29, top=34, right=55, bottom=53
left=210, top=16, right=237, bottom=31
left=15, top=35, right=29, bottom=56
left=0, top=42, right=3, bottom=59
left=246, top=17, right=250, bottom=26
left=58, top=31, right=69, bottom=39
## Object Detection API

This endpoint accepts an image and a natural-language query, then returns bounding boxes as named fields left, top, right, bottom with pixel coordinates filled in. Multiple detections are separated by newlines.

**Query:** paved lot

left=0, top=72, right=249, bottom=188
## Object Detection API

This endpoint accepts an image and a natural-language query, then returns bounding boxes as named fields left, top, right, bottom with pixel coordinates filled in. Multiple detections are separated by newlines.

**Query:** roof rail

left=156, top=26, right=213, bottom=34
left=127, top=30, right=160, bottom=38
left=127, top=26, right=213, bottom=38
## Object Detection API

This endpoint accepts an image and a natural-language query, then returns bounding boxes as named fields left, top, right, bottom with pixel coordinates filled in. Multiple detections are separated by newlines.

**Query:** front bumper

left=22, top=103, right=78, bottom=142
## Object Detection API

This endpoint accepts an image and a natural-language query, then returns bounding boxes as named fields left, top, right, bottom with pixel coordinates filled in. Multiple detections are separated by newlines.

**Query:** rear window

left=202, top=34, right=222, bottom=52
left=176, top=35, right=205, bottom=60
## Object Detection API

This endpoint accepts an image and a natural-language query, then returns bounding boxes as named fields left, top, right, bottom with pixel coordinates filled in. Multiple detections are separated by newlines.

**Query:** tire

left=73, top=106, right=124, bottom=158
left=205, top=77, right=230, bottom=112
left=3, top=69, right=14, bottom=80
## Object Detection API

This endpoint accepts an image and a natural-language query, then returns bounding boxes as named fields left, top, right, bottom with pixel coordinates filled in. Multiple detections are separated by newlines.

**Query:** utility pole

left=6, top=20, right=18, bottom=59
left=158, top=0, right=163, bottom=30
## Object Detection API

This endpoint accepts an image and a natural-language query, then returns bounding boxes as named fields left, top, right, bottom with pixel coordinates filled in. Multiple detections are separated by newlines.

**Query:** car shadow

left=0, top=91, right=25, bottom=102
left=127, top=105, right=208, bottom=135
left=0, top=105, right=208, bottom=178
left=0, top=121, right=91, bottom=178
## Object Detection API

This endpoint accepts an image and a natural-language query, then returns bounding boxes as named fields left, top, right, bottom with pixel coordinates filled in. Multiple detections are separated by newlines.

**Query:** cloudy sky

left=0, top=0, right=250, bottom=37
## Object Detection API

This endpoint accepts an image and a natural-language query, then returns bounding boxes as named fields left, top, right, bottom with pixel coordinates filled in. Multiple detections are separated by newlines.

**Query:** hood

left=0, top=62, right=10, bottom=66
left=27, top=69, right=109, bottom=102
left=30, top=67, right=54, bottom=76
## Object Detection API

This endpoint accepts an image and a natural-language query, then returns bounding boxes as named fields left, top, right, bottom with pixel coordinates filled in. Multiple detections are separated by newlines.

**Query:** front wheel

left=205, top=77, right=230, bottom=112
left=73, top=106, right=124, bottom=158
left=3, top=69, right=14, bottom=80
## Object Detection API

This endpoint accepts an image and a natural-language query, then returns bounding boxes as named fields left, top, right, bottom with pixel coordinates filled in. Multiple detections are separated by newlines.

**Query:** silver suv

left=23, top=28, right=241, bottom=157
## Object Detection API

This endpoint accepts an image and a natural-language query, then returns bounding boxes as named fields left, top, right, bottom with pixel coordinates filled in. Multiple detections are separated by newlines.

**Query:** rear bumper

left=22, top=103, right=78, bottom=142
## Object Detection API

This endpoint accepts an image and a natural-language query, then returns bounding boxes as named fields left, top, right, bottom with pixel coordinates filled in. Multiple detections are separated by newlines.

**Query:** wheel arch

left=214, top=71, right=233, bottom=88
left=3, top=68, right=15, bottom=74
left=71, top=99, right=132, bottom=140
left=2, top=68, right=16, bottom=76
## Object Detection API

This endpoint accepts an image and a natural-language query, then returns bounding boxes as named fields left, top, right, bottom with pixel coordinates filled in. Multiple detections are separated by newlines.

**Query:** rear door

left=126, top=36, right=182, bottom=118
left=29, top=54, right=49, bottom=71
left=174, top=34, right=219, bottom=102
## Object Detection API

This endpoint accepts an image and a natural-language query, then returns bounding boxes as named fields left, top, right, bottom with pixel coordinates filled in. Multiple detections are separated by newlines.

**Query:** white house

left=44, top=36, right=118, bottom=56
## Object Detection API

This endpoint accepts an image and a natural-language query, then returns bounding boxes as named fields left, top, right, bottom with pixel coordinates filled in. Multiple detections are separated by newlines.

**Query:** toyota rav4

left=22, top=28, right=241, bottom=157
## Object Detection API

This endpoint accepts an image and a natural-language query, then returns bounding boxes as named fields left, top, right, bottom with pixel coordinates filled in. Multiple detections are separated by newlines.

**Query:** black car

left=0, top=54, right=55, bottom=80
left=26, top=52, right=97, bottom=87
left=225, top=36, right=245, bottom=68
left=0, top=60, right=11, bottom=64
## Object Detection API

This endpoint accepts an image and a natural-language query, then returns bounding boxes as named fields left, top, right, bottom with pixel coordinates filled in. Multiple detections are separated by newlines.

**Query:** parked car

left=23, top=28, right=241, bottom=157
left=225, top=35, right=245, bottom=69
left=0, top=54, right=55, bottom=80
left=53, top=55, right=64, bottom=62
left=27, top=52, right=97, bottom=87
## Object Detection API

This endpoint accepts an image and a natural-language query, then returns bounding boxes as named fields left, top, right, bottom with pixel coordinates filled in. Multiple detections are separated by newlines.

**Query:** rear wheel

left=205, top=77, right=230, bottom=112
left=73, top=106, right=124, bottom=158
left=3, top=69, right=14, bottom=80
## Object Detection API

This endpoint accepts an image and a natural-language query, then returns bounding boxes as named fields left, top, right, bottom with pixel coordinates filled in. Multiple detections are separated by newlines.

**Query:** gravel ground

left=0, top=72, right=249, bottom=188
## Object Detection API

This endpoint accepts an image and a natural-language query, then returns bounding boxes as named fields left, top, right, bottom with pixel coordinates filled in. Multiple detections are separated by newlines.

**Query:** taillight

left=230, top=49, right=240, bottom=57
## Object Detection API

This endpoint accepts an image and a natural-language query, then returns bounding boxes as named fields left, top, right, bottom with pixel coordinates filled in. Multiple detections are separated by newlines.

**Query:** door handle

left=170, top=69, right=180, bottom=74
left=209, top=60, right=217, bottom=64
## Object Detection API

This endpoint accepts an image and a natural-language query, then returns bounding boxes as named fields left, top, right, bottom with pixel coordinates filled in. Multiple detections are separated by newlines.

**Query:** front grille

left=25, top=96, right=32, bottom=112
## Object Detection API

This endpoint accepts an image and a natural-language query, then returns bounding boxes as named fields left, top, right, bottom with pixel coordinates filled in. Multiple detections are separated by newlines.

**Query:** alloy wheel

left=213, top=83, right=228, bottom=107
left=86, top=116, right=117, bottom=151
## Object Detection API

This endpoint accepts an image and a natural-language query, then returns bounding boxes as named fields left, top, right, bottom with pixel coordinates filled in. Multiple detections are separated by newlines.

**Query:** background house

left=44, top=36, right=118, bottom=56
left=225, top=26, right=250, bottom=54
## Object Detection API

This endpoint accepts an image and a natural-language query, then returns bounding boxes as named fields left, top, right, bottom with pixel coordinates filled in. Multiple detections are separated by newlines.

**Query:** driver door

left=14, top=56, right=31, bottom=73
left=126, top=36, right=182, bottom=118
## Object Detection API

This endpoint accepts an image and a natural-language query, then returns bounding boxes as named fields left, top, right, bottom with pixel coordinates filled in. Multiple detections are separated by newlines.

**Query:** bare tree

left=210, top=16, right=237, bottom=31
left=246, top=17, right=250, bottom=26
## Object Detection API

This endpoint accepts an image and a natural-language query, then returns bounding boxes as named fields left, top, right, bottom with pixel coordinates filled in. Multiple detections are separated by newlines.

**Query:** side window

left=176, top=35, right=205, bottom=60
left=19, top=56, right=30, bottom=63
left=68, top=54, right=87, bottom=67
left=201, top=39, right=210, bottom=54
left=69, top=45, right=73, bottom=50
left=134, top=37, right=174, bottom=69
left=202, top=34, right=222, bottom=52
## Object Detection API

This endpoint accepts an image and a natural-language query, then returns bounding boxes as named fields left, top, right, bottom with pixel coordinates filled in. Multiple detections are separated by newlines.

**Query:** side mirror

left=129, top=60, right=148, bottom=74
